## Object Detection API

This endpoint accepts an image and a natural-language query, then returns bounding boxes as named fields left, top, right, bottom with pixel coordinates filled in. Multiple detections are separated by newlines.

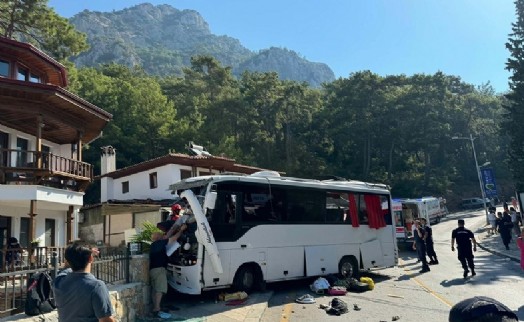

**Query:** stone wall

left=4, top=255, right=151, bottom=322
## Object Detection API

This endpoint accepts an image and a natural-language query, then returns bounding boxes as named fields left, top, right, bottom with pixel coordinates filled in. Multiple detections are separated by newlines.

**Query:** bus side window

left=358, top=194, right=369, bottom=224
left=326, top=192, right=344, bottom=222
left=380, top=195, right=393, bottom=225
left=226, top=194, right=236, bottom=223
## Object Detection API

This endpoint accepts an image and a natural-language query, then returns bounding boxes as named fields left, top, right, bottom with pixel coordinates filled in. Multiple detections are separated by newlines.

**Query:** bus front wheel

left=233, top=264, right=259, bottom=293
left=339, top=256, right=359, bottom=279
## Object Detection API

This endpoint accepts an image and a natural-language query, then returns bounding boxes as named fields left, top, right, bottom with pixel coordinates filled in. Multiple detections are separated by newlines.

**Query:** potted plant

left=30, top=238, right=41, bottom=248
left=131, top=221, right=162, bottom=254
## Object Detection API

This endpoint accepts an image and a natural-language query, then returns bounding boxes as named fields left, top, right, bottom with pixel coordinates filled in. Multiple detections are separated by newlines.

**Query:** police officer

left=451, top=219, right=477, bottom=278
left=420, top=218, right=438, bottom=265
left=412, top=219, right=430, bottom=273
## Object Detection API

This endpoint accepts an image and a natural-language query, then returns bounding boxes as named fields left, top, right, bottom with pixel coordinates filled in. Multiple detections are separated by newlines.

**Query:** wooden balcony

left=0, top=148, right=93, bottom=192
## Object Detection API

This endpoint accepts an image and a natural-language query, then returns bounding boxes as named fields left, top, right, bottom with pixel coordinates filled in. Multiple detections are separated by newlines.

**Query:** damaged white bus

left=166, top=171, right=398, bottom=294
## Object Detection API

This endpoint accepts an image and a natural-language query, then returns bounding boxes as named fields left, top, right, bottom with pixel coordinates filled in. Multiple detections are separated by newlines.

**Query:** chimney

left=100, top=146, right=116, bottom=175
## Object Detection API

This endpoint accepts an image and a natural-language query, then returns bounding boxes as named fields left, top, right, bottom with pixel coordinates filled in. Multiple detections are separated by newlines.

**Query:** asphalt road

left=156, top=210, right=524, bottom=321
left=259, top=210, right=524, bottom=321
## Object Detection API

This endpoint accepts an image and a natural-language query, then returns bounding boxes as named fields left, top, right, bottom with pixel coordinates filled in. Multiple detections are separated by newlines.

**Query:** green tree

left=504, top=0, right=524, bottom=191
left=70, top=65, right=178, bottom=167
left=0, top=0, right=88, bottom=59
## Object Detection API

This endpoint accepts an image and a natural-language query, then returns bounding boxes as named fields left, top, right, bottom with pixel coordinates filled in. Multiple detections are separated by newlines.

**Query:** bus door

left=209, top=190, right=241, bottom=241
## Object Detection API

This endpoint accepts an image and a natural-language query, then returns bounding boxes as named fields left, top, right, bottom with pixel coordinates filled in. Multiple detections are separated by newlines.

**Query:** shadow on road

left=440, top=278, right=468, bottom=287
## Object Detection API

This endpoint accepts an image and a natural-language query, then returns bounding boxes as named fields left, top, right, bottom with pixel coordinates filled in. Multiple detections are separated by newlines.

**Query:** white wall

left=0, top=204, right=67, bottom=247
left=101, top=177, right=113, bottom=202
left=105, top=164, right=220, bottom=201
left=0, top=124, right=73, bottom=159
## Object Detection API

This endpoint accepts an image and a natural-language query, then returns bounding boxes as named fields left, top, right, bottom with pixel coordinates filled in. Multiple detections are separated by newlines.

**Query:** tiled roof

left=98, top=153, right=269, bottom=179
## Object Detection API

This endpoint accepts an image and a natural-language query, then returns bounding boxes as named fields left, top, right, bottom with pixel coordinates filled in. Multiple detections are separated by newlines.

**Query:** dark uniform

left=424, top=225, right=438, bottom=264
left=451, top=226, right=475, bottom=278
left=414, top=225, right=430, bottom=273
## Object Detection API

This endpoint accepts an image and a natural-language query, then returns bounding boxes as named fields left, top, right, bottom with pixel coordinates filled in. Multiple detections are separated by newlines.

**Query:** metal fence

left=0, top=245, right=130, bottom=318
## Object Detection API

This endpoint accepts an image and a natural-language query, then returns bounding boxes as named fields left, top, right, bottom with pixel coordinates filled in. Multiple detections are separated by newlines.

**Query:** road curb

left=474, top=225, right=520, bottom=263
left=476, top=242, right=520, bottom=263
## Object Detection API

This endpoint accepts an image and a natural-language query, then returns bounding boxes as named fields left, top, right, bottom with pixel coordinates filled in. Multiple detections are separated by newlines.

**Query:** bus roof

left=169, top=173, right=390, bottom=195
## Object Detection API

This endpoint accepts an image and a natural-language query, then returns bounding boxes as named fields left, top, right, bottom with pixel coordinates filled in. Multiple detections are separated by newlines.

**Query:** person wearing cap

left=451, top=219, right=477, bottom=278
left=449, top=296, right=518, bottom=322
left=170, top=203, right=183, bottom=221
left=155, top=204, right=184, bottom=235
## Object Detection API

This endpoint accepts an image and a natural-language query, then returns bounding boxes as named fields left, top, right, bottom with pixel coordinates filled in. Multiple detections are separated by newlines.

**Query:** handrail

left=0, top=148, right=92, bottom=180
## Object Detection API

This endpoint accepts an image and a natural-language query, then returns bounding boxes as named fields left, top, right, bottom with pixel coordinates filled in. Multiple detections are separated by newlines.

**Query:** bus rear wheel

left=339, top=256, right=359, bottom=279
left=233, top=264, right=258, bottom=293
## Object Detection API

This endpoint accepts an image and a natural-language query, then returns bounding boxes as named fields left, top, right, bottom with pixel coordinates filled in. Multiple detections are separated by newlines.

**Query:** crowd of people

left=487, top=201, right=523, bottom=251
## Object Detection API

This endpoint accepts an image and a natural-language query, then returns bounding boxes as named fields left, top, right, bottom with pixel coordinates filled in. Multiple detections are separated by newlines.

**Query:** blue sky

left=48, top=0, right=515, bottom=93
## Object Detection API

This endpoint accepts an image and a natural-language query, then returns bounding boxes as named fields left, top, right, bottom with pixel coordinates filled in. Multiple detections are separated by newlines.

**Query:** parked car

left=461, top=198, right=491, bottom=209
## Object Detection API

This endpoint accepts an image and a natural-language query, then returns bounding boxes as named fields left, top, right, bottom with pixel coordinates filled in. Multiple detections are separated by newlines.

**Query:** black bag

left=24, top=271, right=56, bottom=316
left=327, top=297, right=348, bottom=316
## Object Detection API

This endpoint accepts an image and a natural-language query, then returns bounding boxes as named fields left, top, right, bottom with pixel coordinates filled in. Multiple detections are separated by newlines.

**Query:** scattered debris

left=387, top=294, right=404, bottom=298
left=325, top=298, right=349, bottom=316
left=225, top=298, right=247, bottom=306
left=328, top=286, right=347, bottom=295
left=295, top=294, right=316, bottom=304
left=353, top=304, right=361, bottom=311
left=392, top=315, right=400, bottom=321
left=360, top=276, right=375, bottom=290
left=218, top=291, right=248, bottom=301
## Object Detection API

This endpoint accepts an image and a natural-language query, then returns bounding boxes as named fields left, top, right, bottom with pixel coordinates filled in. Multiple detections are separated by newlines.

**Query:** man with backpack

left=53, top=242, right=115, bottom=322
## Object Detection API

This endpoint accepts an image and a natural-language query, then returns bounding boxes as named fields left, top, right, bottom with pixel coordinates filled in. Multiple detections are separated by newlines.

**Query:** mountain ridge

left=69, top=3, right=335, bottom=86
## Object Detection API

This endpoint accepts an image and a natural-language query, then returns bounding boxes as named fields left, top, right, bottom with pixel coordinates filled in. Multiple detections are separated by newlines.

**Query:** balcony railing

left=0, top=148, right=93, bottom=190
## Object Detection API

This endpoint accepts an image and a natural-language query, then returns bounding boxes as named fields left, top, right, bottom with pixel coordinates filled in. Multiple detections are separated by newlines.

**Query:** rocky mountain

left=69, top=3, right=335, bottom=87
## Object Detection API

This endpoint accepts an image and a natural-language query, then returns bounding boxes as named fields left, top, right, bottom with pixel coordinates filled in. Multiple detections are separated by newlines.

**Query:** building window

left=29, top=73, right=40, bottom=83
left=0, top=131, right=8, bottom=167
left=180, top=169, right=192, bottom=180
left=20, top=218, right=30, bottom=247
left=0, top=59, right=9, bottom=77
left=17, top=67, right=28, bottom=81
left=16, top=137, right=28, bottom=167
left=122, top=181, right=129, bottom=194
left=149, top=172, right=158, bottom=189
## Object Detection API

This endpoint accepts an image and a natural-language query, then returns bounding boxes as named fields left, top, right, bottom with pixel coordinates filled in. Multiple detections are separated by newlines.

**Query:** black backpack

left=25, top=271, right=56, bottom=316
left=327, top=297, right=349, bottom=316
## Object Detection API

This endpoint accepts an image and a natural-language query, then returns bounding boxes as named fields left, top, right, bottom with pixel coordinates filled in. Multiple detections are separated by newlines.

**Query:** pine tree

left=504, top=0, right=524, bottom=191
left=0, top=0, right=88, bottom=59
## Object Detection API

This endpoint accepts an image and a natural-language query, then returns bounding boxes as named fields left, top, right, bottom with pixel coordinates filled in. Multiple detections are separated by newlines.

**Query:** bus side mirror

left=204, top=191, right=217, bottom=210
